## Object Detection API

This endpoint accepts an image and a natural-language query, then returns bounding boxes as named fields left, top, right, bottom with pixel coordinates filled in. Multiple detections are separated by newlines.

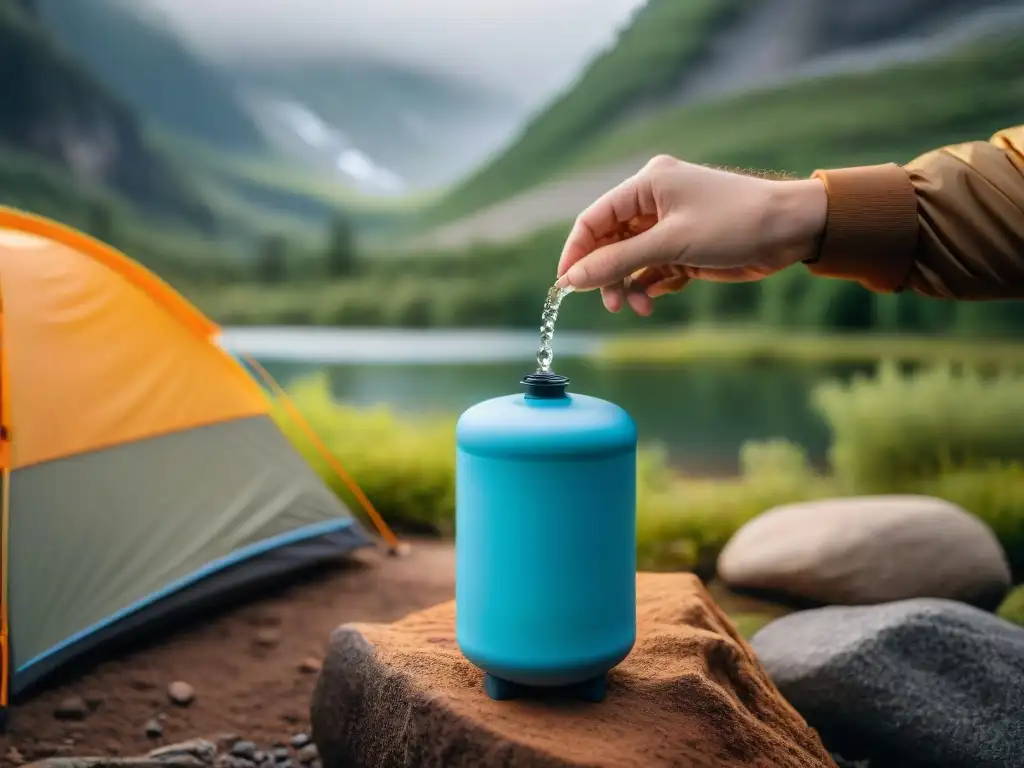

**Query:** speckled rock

left=752, top=598, right=1024, bottom=767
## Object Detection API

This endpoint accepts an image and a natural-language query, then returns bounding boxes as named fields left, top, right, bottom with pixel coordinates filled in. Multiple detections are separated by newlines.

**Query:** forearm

left=805, top=126, right=1024, bottom=301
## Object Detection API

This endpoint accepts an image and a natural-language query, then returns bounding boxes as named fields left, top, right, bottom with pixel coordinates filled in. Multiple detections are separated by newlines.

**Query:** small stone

left=274, top=761, right=293, bottom=768
left=5, top=747, right=25, bottom=765
left=254, top=628, right=280, bottom=648
left=231, top=740, right=258, bottom=760
left=216, top=733, right=241, bottom=750
left=272, top=747, right=290, bottom=762
left=145, top=718, right=165, bottom=739
left=387, top=542, right=412, bottom=557
left=167, top=680, right=196, bottom=707
left=289, top=733, right=311, bottom=749
left=216, top=757, right=255, bottom=768
left=149, top=738, right=217, bottom=763
left=252, top=750, right=267, bottom=764
left=297, top=657, right=321, bottom=674
left=53, top=696, right=87, bottom=721
left=296, top=744, right=319, bottom=765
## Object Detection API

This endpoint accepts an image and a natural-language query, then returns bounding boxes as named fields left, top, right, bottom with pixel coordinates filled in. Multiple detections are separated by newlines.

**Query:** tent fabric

left=13, top=523, right=368, bottom=697
left=0, top=209, right=215, bottom=338
left=0, top=214, right=267, bottom=469
left=0, top=207, right=373, bottom=707
left=9, top=415, right=353, bottom=676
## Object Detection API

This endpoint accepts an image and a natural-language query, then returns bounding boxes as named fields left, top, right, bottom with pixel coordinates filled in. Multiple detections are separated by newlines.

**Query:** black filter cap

left=521, top=371, right=569, bottom=399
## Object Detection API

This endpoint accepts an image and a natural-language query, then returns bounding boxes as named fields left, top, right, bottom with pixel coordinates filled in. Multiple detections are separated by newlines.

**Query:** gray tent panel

left=8, top=414, right=370, bottom=693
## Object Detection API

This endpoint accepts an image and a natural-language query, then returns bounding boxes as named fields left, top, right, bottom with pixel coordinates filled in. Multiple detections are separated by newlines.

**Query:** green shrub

left=813, top=362, right=1024, bottom=490
left=634, top=441, right=830, bottom=571
left=271, top=375, right=457, bottom=534
left=272, top=365, right=1024, bottom=576
left=918, top=464, right=1024, bottom=576
left=997, top=585, right=1024, bottom=627
left=274, top=374, right=690, bottom=546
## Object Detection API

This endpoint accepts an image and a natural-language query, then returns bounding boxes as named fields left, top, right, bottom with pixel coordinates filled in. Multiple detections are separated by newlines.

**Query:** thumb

left=559, top=224, right=677, bottom=291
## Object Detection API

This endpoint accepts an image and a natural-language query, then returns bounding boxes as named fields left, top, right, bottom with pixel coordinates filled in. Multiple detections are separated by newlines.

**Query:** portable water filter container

left=455, top=371, right=637, bottom=702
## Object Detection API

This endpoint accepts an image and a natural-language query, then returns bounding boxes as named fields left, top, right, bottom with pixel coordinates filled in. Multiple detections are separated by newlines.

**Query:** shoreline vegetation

left=593, top=327, right=1024, bottom=368
left=267, top=361, right=1024, bottom=628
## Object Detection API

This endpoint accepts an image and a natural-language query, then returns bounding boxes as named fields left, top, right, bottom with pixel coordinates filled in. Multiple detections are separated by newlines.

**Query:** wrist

left=763, top=178, right=828, bottom=263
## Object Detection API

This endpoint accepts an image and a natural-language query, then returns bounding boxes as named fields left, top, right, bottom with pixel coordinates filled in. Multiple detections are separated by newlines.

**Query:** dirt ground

left=0, top=538, right=789, bottom=767
left=0, top=539, right=456, bottom=765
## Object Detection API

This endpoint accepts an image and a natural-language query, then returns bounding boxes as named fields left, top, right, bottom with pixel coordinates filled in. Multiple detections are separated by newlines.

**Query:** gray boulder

left=751, top=599, right=1024, bottom=768
left=718, top=495, right=1011, bottom=608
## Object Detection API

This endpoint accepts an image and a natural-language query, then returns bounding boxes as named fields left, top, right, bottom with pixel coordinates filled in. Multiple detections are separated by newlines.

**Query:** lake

left=220, top=327, right=870, bottom=475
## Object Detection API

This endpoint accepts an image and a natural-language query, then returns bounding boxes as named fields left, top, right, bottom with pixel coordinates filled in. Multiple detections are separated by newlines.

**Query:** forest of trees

left=145, top=217, right=1024, bottom=338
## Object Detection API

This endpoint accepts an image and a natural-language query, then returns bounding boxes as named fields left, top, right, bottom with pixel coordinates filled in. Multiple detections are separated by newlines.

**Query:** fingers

left=646, top=274, right=690, bottom=297
left=601, top=276, right=654, bottom=315
left=557, top=172, right=659, bottom=278
left=558, top=223, right=676, bottom=292
left=685, top=266, right=767, bottom=283
left=601, top=283, right=625, bottom=313
left=626, top=289, right=654, bottom=316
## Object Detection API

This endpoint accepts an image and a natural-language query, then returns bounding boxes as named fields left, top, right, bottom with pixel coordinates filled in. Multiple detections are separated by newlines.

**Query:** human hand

left=555, top=155, right=828, bottom=315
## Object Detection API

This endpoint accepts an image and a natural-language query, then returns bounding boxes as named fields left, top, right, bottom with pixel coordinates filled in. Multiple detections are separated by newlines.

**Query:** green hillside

left=422, top=0, right=743, bottom=224
left=564, top=34, right=1024, bottom=179
left=0, top=0, right=215, bottom=231
left=423, top=2, right=1024, bottom=228
left=37, top=0, right=265, bottom=153
left=31, top=0, right=406, bottom=236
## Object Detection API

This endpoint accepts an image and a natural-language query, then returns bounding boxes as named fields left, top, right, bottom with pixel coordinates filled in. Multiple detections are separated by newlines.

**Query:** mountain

left=0, top=0, right=214, bottom=231
left=422, top=0, right=1024, bottom=233
left=35, top=0, right=266, bottom=154
left=420, top=0, right=745, bottom=224
left=227, top=57, right=520, bottom=193
left=32, top=0, right=515, bottom=202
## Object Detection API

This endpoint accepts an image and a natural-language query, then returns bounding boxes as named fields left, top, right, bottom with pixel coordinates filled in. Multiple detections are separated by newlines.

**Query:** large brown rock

left=310, top=573, right=836, bottom=768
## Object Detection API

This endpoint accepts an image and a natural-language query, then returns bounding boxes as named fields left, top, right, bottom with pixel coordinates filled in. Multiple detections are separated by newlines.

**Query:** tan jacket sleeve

left=805, top=126, right=1024, bottom=300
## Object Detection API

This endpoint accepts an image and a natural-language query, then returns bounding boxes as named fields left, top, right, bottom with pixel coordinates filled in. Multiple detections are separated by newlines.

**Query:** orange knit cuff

left=805, top=163, right=919, bottom=293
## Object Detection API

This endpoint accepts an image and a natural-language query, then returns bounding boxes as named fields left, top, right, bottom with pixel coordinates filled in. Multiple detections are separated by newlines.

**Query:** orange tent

left=0, top=207, right=373, bottom=725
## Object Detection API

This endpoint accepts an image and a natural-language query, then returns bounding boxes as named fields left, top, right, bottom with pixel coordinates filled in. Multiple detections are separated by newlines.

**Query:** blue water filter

left=455, top=371, right=637, bottom=702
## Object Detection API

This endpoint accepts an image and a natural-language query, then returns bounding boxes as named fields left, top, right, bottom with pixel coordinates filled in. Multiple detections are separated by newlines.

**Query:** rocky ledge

left=310, top=572, right=838, bottom=768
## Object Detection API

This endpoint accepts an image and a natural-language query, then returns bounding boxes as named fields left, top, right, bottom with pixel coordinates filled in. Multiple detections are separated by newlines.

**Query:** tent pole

left=0, top=282, right=10, bottom=729
left=239, top=353, right=404, bottom=553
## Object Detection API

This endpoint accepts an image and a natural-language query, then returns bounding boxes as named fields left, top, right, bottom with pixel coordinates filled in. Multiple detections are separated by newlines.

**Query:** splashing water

left=536, top=282, right=574, bottom=373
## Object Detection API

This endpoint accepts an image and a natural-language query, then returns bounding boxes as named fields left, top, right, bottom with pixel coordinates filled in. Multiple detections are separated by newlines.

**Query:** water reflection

left=225, top=328, right=867, bottom=475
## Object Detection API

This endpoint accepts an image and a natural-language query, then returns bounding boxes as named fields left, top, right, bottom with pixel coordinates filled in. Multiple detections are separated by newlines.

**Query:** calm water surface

left=220, top=327, right=870, bottom=475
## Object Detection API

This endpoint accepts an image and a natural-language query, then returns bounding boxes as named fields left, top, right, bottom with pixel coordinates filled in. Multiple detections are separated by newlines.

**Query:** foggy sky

left=138, top=0, right=647, bottom=103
